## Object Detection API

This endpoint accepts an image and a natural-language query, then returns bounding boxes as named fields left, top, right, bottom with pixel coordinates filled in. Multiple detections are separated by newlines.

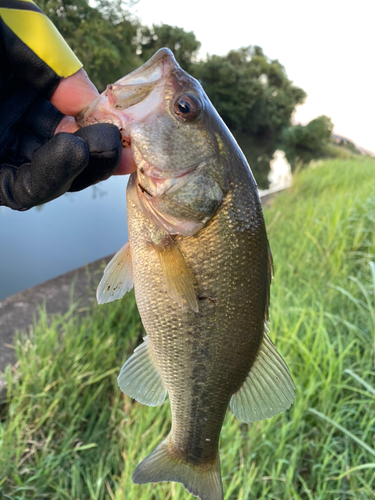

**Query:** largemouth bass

left=77, top=48, right=295, bottom=500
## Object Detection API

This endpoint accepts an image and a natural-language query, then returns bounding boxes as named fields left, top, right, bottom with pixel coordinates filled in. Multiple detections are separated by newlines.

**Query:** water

left=0, top=152, right=292, bottom=301
left=0, top=176, right=129, bottom=300
left=258, top=150, right=292, bottom=197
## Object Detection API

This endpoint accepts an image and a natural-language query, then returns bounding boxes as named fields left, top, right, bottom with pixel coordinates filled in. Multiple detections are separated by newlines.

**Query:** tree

left=137, top=24, right=201, bottom=73
left=282, top=115, right=334, bottom=169
left=39, top=0, right=141, bottom=91
left=37, top=3, right=310, bottom=186
left=194, top=46, right=306, bottom=187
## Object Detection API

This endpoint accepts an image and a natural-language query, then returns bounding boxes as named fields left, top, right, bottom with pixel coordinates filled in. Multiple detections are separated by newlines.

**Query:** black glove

left=0, top=15, right=122, bottom=211
left=0, top=119, right=122, bottom=211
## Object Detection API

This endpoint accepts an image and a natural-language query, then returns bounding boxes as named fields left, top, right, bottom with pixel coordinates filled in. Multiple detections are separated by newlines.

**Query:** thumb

left=50, top=68, right=99, bottom=116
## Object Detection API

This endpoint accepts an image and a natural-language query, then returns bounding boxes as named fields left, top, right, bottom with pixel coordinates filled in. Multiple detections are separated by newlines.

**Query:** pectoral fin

left=230, top=330, right=295, bottom=422
left=118, top=336, right=167, bottom=406
left=152, top=234, right=198, bottom=313
left=96, top=242, right=133, bottom=304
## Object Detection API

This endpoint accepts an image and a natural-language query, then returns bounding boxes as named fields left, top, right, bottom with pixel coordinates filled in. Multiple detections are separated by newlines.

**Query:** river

left=0, top=151, right=292, bottom=301
left=0, top=176, right=129, bottom=300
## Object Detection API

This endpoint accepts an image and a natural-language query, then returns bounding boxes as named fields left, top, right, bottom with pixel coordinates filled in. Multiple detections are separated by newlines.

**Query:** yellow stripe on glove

left=0, top=1, right=82, bottom=78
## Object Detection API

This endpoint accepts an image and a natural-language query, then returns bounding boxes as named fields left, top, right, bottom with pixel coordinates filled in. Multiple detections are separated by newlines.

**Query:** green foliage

left=0, top=289, right=144, bottom=499
left=329, top=136, right=363, bottom=161
left=325, top=143, right=358, bottom=160
left=335, top=136, right=362, bottom=154
left=39, top=0, right=141, bottom=91
left=282, top=115, right=334, bottom=169
left=137, top=24, right=201, bottom=73
left=2, top=158, right=375, bottom=498
left=38, top=2, right=310, bottom=187
left=194, top=46, right=306, bottom=188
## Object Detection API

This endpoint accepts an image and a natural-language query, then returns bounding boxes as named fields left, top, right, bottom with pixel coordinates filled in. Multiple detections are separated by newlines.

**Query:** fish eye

left=173, top=94, right=200, bottom=122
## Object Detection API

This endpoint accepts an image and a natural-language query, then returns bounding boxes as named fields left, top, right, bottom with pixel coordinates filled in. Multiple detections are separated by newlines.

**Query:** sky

left=130, top=0, right=375, bottom=153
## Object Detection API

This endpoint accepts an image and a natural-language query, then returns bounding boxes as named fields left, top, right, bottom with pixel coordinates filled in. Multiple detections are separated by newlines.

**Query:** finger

left=68, top=124, right=122, bottom=191
left=5, top=134, right=89, bottom=210
left=30, top=134, right=89, bottom=203
left=55, top=122, right=137, bottom=175
left=50, top=68, right=99, bottom=116
left=54, top=116, right=79, bottom=134
left=113, top=147, right=137, bottom=175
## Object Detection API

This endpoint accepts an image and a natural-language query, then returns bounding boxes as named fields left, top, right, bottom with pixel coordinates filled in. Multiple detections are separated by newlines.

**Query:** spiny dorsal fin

left=96, top=242, right=133, bottom=304
left=133, top=438, right=223, bottom=500
left=118, top=336, right=167, bottom=406
left=152, top=234, right=198, bottom=313
left=230, top=330, right=295, bottom=423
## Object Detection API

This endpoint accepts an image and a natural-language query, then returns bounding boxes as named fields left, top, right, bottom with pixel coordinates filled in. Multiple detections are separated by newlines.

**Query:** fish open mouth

left=118, top=128, right=131, bottom=148
left=76, top=48, right=179, bottom=135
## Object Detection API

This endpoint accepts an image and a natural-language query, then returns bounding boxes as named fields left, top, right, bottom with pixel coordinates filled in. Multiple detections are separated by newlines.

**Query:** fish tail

left=132, top=439, right=223, bottom=500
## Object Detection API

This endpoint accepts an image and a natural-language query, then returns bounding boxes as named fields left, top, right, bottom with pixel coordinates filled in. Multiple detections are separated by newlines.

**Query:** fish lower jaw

left=78, top=98, right=133, bottom=148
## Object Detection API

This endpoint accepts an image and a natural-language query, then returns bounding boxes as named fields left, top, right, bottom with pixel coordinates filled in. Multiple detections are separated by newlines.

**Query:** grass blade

left=309, top=408, right=375, bottom=458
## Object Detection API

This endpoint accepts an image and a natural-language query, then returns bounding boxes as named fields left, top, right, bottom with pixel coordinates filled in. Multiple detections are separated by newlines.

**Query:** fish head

left=77, top=48, right=229, bottom=236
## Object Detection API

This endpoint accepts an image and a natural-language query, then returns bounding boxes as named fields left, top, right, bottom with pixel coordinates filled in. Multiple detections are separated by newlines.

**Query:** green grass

left=1, top=157, right=375, bottom=499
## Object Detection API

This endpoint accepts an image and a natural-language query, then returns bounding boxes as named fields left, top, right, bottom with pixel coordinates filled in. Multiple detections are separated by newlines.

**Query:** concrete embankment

left=0, top=256, right=112, bottom=376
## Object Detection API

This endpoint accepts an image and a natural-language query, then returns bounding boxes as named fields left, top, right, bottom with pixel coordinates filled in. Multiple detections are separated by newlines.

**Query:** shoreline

left=0, top=255, right=112, bottom=375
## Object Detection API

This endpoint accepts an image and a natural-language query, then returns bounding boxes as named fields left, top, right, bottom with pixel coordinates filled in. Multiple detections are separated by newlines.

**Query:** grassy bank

left=1, top=157, right=375, bottom=499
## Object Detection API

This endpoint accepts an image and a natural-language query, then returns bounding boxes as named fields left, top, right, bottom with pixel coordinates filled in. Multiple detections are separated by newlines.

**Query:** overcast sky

left=130, top=0, right=375, bottom=153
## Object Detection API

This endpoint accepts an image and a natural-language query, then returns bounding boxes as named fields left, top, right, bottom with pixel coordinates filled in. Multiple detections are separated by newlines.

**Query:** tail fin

left=132, top=439, right=223, bottom=500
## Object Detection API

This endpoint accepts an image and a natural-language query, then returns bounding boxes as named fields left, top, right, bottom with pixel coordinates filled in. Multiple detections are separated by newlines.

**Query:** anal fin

left=96, top=242, right=133, bottom=304
left=230, top=330, right=295, bottom=422
left=118, top=336, right=166, bottom=406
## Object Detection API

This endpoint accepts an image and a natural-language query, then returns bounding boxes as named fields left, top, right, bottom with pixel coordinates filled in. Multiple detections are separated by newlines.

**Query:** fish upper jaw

left=115, top=48, right=180, bottom=86
left=76, top=48, right=180, bottom=144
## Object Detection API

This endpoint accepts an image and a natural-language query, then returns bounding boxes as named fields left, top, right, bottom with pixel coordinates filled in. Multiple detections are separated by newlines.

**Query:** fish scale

left=126, top=158, right=268, bottom=467
left=88, top=48, right=295, bottom=500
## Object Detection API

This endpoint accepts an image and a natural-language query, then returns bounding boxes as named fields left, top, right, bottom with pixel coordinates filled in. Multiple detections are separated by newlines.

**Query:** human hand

left=52, top=69, right=136, bottom=176
left=0, top=9, right=135, bottom=211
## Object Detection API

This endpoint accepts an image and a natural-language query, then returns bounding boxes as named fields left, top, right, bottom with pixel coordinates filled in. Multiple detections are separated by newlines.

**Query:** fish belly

left=127, top=172, right=269, bottom=464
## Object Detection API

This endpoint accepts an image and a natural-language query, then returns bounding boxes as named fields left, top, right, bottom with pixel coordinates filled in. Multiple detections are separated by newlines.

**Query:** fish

left=77, top=48, right=295, bottom=500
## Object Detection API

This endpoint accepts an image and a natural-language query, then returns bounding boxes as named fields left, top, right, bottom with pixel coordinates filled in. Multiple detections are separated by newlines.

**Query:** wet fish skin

left=91, top=48, right=295, bottom=500
left=126, top=160, right=267, bottom=471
